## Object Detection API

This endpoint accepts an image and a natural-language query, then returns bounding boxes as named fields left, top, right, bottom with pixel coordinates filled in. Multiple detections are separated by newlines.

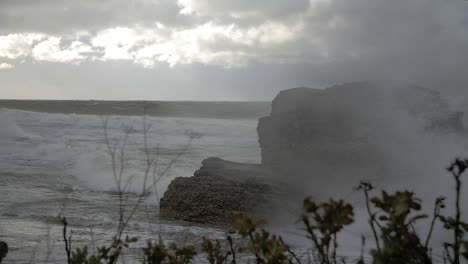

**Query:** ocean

left=1, top=100, right=456, bottom=263
left=0, top=101, right=268, bottom=263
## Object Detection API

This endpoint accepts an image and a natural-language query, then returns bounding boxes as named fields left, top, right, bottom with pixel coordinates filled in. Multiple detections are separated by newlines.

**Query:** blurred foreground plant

left=201, top=237, right=231, bottom=264
left=440, top=159, right=468, bottom=264
left=301, top=198, right=354, bottom=264
left=56, top=156, right=468, bottom=264
left=0, top=240, right=7, bottom=263
left=233, top=214, right=301, bottom=264
left=370, top=191, right=431, bottom=264
left=69, top=236, right=138, bottom=264
left=142, top=239, right=197, bottom=264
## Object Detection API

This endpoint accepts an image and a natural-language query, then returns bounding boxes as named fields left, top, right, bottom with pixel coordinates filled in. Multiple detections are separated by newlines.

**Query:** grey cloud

left=0, top=0, right=310, bottom=35
left=0, top=0, right=195, bottom=34
left=1, top=0, right=468, bottom=100
left=290, top=0, right=468, bottom=91
left=177, top=0, right=310, bottom=24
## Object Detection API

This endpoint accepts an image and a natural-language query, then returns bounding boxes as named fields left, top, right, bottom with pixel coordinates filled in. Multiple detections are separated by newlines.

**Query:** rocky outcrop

left=161, top=81, right=466, bottom=223
left=257, top=81, right=465, bottom=196
left=160, top=157, right=274, bottom=225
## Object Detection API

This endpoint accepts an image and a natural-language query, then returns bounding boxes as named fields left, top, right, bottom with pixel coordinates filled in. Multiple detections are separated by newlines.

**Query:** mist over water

left=258, top=83, right=468, bottom=260
left=272, top=84, right=468, bottom=198
left=0, top=108, right=260, bottom=191
left=1, top=85, right=467, bottom=262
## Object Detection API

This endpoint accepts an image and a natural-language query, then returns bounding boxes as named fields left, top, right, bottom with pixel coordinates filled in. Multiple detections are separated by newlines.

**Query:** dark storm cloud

left=297, top=0, right=468, bottom=92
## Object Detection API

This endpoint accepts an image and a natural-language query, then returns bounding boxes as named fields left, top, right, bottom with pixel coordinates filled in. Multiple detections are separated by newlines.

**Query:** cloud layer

left=1, top=0, right=467, bottom=68
left=0, top=20, right=305, bottom=68
left=0, top=63, right=14, bottom=70
left=1, top=0, right=468, bottom=99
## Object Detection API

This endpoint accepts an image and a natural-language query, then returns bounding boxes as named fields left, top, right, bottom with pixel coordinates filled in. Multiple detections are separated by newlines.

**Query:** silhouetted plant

left=357, top=181, right=380, bottom=253
left=358, top=182, right=448, bottom=264
left=69, top=247, right=99, bottom=264
left=62, top=215, right=140, bottom=264
left=226, top=233, right=238, bottom=264
left=370, top=191, right=431, bottom=264
left=356, top=236, right=366, bottom=264
left=201, top=237, right=230, bottom=264
left=425, top=197, right=446, bottom=250
left=142, top=239, right=196, bottom=264
left=51, top=156, right=468, bottom=264
left=0, top=240, right=7, bottom=263
left=233, top=214, right=290, bottom=264
left=69, top=236, right=138, bottom=264
left=61, top=216, right=72, bottom=264
left=301, top=198, right=354, bottom=264
left=440, top=159, right=468, bottom=264
left=141, top=239, right=168, bottom=264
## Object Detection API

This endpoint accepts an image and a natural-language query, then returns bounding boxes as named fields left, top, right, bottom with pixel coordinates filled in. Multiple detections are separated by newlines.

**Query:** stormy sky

left=0, top=0, right=467, bottom=100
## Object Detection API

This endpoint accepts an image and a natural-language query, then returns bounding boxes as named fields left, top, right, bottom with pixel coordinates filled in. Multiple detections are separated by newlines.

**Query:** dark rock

left=160, top=157, right=274, bottom=225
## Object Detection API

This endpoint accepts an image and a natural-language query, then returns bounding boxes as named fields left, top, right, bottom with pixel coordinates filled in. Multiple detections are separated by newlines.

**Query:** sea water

left=1, top=101, right=462, bottom=263
left=0, top=106, right=261, bottom=263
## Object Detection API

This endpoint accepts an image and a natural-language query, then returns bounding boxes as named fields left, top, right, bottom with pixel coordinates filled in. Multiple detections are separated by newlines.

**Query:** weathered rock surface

left=160, top=157, right=274, bottom=225
left=257, top=81, right=465, bottom=196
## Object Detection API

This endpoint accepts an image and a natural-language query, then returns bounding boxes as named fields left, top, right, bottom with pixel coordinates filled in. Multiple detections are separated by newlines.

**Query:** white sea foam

left=0, top=106, right=263, bottom=263
left=0, top=108, right=260, bottom=196
left=0, top=108, right=42, bottom=141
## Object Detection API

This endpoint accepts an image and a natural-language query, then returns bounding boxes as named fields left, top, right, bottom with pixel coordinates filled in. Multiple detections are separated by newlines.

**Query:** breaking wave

left=0, top=108, right=260, bottom=197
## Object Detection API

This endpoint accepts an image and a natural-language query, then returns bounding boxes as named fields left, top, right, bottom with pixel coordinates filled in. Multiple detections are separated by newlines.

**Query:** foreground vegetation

left=1, top=158, right=468, bottom=263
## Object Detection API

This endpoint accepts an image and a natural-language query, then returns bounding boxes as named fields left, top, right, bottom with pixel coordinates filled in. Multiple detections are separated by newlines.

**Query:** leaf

left=409, top=214, right=428, bottom=224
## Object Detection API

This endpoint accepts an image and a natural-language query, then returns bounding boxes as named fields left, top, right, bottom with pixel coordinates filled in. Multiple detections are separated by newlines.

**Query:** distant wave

left=0, top=100, right=271, bottom=119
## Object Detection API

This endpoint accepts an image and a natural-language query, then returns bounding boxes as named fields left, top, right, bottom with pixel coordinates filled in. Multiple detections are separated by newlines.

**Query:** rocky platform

left=159, top=157, right=274, bottom=225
